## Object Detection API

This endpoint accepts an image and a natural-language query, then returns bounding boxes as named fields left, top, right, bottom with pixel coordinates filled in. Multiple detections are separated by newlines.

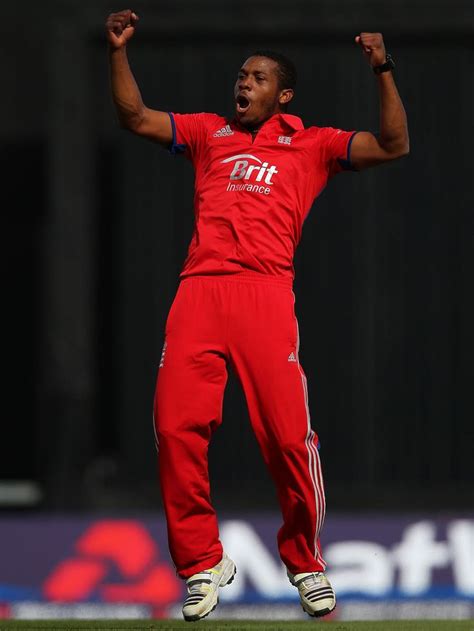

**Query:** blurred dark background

left=3, top=0, right=473, bottom=512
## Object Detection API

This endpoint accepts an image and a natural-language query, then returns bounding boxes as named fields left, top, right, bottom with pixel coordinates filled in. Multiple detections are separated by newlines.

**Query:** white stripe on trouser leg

left=152, top=410, right=159, bottom=453
left=300, top=366, right=327, bottom=569
left=294, top=310, right=321, bottom=560
left=295, top=315, right=327, bottom=569
left=301, top=371, right=327, bottom=553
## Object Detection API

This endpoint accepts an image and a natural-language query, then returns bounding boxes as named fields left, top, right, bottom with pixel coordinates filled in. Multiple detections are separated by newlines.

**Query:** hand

left=106, top=9, right=139, bottom=49
left=355, top=32, right=386, bottom=67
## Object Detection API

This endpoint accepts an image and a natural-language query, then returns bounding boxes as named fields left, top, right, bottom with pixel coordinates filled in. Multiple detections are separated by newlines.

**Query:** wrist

left=373, top=54, right=395, bottom=74
left=108, top=43, right=127, bottom=55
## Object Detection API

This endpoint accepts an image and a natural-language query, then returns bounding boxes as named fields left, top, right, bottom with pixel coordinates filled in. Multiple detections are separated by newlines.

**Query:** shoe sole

left=302, top=601, right=336, bottom=618
left=183, top=564, right=237, bottom=622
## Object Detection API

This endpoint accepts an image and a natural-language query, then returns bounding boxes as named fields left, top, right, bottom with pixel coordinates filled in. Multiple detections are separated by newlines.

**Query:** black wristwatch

left=373, top=54, right=395, bottom=75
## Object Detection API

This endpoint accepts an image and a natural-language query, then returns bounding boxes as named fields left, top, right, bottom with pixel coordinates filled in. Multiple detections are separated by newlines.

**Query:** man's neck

left=242, top=112, right=279, bottom=136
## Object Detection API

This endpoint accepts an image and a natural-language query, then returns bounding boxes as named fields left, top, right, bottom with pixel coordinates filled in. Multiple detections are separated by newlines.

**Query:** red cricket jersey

left=169, top=112, right=357, bottom=281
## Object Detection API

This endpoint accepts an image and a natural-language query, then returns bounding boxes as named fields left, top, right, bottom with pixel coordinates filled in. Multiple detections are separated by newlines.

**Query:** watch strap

left=373, top=54, right=395, bottom=75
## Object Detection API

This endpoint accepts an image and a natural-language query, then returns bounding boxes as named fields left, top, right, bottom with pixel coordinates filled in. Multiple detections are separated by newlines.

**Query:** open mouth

left=236, top=94, right=251, bottom=114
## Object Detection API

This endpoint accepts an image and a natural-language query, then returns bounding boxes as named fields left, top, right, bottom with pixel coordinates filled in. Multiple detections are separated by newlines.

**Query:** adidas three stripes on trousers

left=153, top=274, right=327, bottom=578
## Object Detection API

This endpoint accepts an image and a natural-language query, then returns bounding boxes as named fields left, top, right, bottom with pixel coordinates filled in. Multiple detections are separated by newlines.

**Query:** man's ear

left=279, top=89, right=294, bottom=106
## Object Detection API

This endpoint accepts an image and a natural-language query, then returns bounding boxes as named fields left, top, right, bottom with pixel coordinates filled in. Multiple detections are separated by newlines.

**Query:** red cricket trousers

left=153, top=274, right=326, bottom=578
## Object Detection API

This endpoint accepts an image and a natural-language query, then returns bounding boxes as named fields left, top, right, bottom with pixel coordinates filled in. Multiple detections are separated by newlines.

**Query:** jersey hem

left=179, top=271, right=294, bottom=288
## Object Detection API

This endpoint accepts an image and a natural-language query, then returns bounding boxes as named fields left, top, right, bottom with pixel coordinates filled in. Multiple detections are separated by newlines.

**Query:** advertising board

left=0, top=514, right=472, bottom=620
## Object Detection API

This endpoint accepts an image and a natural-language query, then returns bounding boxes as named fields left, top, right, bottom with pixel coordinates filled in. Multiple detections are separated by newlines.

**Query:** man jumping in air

left=106, top=9, right=409, bottom=621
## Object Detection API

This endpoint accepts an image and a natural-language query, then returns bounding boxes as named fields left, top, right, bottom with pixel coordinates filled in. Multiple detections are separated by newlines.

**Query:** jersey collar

left=231, top=112, right=304, bottom=134
left=276, top=113, right=305, bottom=131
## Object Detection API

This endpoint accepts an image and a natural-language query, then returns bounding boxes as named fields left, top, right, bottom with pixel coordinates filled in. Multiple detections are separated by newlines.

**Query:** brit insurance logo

left=221, top=154, right=278, bottom=196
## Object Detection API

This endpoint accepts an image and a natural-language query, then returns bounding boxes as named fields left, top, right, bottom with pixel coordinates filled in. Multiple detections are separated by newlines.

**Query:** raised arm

left=106, top=9, right=172, bottom=146
left=350, top=32, right=409, bottom=170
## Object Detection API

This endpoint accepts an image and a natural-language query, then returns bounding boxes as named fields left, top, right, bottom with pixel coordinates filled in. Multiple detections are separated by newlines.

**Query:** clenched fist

left=355, top=32, right=386, bottom=67
left=106, top=9, right=139, bottom=49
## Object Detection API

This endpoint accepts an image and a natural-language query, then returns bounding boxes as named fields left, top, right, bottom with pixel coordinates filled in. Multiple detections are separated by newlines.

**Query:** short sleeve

left=320, top=127, right=359, bottom=178
left=168, top=112, right=207, bottom=161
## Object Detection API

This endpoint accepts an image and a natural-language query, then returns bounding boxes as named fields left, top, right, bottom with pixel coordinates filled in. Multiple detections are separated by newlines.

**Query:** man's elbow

left=396, top=144, right=410, bottom=159
left=117, top=111, right=145, bottom=134
left=399, top=137, right=410, bottom=158
left=386, top=138, right=410, bottom=160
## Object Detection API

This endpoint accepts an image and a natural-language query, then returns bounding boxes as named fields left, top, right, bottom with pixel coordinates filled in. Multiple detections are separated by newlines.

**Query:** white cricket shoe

left=182, top=553, right=236, bottom=622
left=288, top=570, right=336, bottom=617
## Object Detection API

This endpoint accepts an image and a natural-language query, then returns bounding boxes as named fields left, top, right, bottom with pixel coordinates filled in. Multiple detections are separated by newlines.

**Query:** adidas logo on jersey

left=213, top=125, right=234, bottom=137
left=288, top=352, right=297, bottom=362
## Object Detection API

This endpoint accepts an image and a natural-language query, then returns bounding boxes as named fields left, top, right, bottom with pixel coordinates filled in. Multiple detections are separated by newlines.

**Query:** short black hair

left=250, top=50, right=297, bottom=91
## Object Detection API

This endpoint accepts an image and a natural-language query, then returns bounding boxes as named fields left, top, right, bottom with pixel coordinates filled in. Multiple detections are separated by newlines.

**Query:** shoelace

left=189, top=583, right=209, bottom=595
left=187, top=572, right=212, bottom=595
left=301, top=572, right=325, bottom=589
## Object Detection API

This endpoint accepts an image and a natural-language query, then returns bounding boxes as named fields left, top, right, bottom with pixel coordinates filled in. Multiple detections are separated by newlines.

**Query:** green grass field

left=0, top=621, right=472, bottom=631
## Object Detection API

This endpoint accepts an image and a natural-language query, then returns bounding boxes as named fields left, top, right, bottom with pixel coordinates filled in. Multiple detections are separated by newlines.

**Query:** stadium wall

left=2, top=0, right=474, bottom=512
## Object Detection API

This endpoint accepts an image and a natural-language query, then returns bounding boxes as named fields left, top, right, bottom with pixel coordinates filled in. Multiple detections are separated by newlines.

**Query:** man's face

left=234, top=56, right=293, bottom=128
